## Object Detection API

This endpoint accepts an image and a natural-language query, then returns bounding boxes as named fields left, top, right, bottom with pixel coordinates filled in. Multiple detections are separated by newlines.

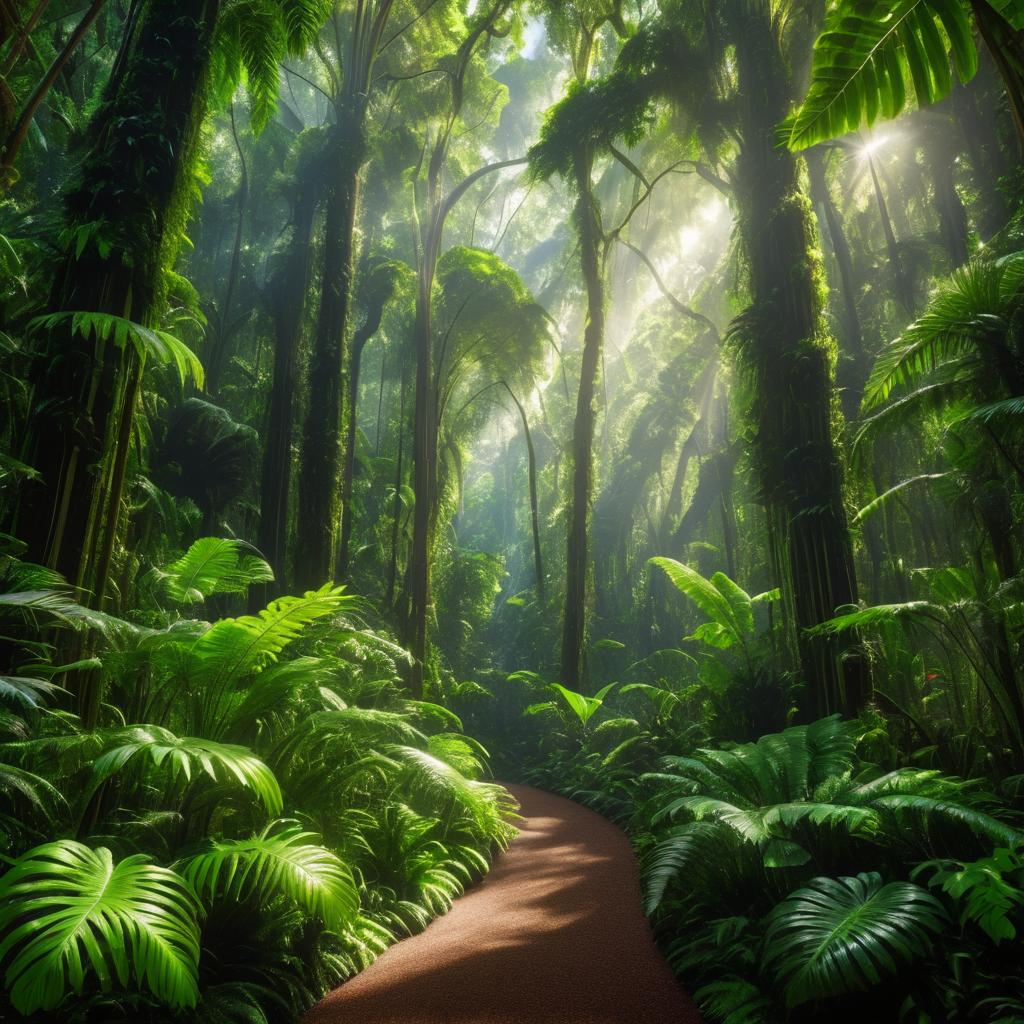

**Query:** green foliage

left=548, top=682, right=617, bottom=726
left=763, top=872, right=947, bottom=1005
left=528, top=73, right=654, bottom=182
left=918, top=846, right=1024, bottom=943
left=91, top=727, right=283, bottom=815
left=179, top=823, right=358, bottom=931
left=30, top=312, right=205, bottom=387
left=782, top=0, right=978, bottom=149
left=153, top=538, right=274, bottom=605
left=0, top=841, right=201, bottom=1013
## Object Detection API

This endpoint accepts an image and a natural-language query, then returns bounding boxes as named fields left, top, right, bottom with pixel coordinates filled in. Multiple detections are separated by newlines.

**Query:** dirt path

left=305, top=783, right=700, bottom=1024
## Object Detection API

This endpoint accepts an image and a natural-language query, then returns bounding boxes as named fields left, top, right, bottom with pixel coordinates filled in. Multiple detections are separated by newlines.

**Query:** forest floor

left=305, top=783, right=700, bottom=1023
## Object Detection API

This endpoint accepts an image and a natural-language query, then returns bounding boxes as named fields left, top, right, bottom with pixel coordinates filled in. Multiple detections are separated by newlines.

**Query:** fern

left=178, top=823, right=358, bottom=931
left=155, top=537, right=274, bottom=605
left=192, top=584, right=352, bottom=691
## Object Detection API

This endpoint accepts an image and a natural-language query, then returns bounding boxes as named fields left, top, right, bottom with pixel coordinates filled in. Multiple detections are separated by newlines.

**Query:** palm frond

left=782, top=0, right=977, bottom=150
left=0, top=841, right=200, bottom=1013
left=764, top=872, right=947, bottom=1005
left=30, top=311, right=204, bottom=387
left=92, top=726, right=283, bottom=815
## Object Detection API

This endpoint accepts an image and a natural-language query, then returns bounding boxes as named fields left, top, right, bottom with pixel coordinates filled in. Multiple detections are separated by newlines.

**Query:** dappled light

left=2, top=0, right=1024, bottom=1021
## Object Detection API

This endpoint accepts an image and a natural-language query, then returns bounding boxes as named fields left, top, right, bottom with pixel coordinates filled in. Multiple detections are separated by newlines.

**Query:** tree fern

left=862, top=253, right=1024, bottom=409
left=782, top=0, right=978, bottom=150
left=177, top=823, right=358, bottom=931
left=764, top=872, right=947, bottom=1005
left=0, top=841, right=201, bottom=1013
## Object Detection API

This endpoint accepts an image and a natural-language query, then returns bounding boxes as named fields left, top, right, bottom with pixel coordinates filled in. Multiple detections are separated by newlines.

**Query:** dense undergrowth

left=0, top=539, right=517, bottom=1023
left=4, top=0, right=1024, bottom=1019
left=454, top=557, right=1024, bottom=1024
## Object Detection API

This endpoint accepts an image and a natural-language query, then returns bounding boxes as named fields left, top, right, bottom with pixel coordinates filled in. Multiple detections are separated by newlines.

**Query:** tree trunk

left=386, top=359, right=408, bottom=609
left=17, top=0, right=220, bottom=596
left=920, top=110, right=971, bottom=268
left=866, top=151, right=914, bottom=313
left=502, top=382, right=544, bottom=599
left=204, top=101, right=248, bottom=395
left=732, top=11, right=869, bottom=719
left=805, top=146, right=867, bottom=415
left=560, top=143, right=604, bottom=691
left=295, top=108, right=365, bottom=590
left=337, top=289, right=390, bottom=579
left=255, top=149, right=320, bottom=603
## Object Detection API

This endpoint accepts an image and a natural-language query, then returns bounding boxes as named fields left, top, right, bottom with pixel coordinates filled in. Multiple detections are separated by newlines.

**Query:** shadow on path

left=305, top=783, right=701, bottom=1024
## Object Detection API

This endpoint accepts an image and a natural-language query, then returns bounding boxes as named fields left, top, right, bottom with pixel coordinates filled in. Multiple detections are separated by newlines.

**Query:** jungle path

left=305, top=783, right=700, bottom=1024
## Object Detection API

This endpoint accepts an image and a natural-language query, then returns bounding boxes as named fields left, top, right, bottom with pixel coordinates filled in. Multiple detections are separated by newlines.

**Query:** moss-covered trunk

left=256, top=153, right=321, bottom=602
left=732, top=9, right=868, bottom=719
left=18, top=0, right=219, bottom=598
left=295, top=108, right=365, bottom=590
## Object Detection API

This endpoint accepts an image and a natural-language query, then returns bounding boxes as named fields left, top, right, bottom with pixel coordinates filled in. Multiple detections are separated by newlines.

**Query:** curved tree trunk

left=501, top=382, right=544, bottom=599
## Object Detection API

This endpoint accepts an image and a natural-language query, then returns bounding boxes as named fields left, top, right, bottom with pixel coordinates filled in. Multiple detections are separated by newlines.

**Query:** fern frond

left=155, top=537, right=274, bottom=604
left=177, top=823, right=358, bottom=930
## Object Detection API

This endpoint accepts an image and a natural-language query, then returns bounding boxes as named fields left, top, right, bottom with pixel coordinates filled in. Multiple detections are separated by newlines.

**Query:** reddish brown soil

left=305, top=783, right=701, bottom=1024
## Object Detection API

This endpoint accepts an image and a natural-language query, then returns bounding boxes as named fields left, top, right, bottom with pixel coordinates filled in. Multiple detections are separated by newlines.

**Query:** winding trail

left=305, top=783, right=700, bottom=1024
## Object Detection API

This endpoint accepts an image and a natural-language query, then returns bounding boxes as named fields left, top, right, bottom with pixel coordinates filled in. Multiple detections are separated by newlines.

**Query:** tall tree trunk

left=337, top=280, right=392, bottom=579
left=732, top=9, right=869, bottom=719
left=204, top=102, right=248, bottom=395
left=920, top=110, right=971, bottom=268
left=295, top=106, right=365, bottom=590
left=866, top=150, right=914, bottom=313
left=951, top=59, right=1013, bottom=238
left=805, top=146, right=867, bottom=415
left=971, top=0, right=1024, bottom=152
left=407, top=278, right=435, bottom=694
left=255, top=146, right=321, bottom=603
left=560, top=143, right=604, bottom=691
left=501, top=382, right=544, bottom=599
left=386, top=359, right=408, bottom=608
left=17, top=0, right=220, bottom=597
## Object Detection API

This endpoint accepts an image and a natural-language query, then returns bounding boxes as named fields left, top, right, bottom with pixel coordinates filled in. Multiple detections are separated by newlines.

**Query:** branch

left=608, top=143, right=649, bottom=188
left=617, top=237, right=719, bottom=340
left=282, top=65, right=334, bottom=104
left=689, top=160, right=732, bottom=197
left=607, top=159, right=689, bottom=242
left=439, top=156, right=528, bottom=225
